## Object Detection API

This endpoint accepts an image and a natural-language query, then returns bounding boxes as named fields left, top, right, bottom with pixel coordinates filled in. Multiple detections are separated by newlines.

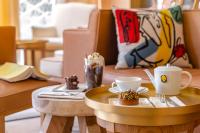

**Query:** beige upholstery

left=62, top=9, right=200, bottom=87
left=32, top=26, right=57, bottom=38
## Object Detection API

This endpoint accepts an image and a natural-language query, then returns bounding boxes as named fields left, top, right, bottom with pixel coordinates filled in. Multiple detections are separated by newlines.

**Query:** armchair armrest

left=63, top=9, right=99, bottom=82
left=63, top=28, right=97, bottom=82
left=32, top=26, right=58, bottom=38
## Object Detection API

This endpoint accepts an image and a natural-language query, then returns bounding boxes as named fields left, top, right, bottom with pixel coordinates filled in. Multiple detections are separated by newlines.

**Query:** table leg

left=78, top=116, right=86, bottom=133
left=0, top=115, right=5, bottom=133
left=41, top=48, right=45, bottom=58
left=97, top=118, right=115, bottom=133
left=100, top=127, right=107, bottom=133
left=41, top=114, right=74, bottom=133
left=40, top=113, right=45, bottom=126
left=78, top=116, right=101, bottom=133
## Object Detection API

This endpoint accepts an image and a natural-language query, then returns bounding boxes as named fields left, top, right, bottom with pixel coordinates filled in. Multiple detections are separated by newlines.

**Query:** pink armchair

left=39, top=8, right=99, bottom=82
left=39, top=4, right=97, bottom=79
left=63, top=9, right=99, bottom=82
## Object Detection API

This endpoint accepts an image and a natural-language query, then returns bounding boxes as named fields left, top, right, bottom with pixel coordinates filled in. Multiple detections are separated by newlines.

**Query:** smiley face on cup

left=112, top=77, right=142, bottom=92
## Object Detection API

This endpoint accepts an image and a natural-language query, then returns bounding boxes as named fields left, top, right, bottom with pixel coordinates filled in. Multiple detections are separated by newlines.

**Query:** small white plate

left=53, top=84, right=87, bottom=92
left=109, top=86, right=149, bottom=94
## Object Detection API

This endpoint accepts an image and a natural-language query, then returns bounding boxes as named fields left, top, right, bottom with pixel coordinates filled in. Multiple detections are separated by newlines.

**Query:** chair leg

left=0, top=115, right=5, bottom=133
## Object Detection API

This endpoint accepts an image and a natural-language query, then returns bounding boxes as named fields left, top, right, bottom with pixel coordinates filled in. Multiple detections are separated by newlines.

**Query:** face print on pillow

left=113, top=6, right=191, bottom=68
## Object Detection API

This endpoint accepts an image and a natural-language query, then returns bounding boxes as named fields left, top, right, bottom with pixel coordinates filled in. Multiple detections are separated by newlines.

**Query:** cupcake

left=119, top=90, right=139, bottom=105
left=65, top=75, right=79, bottom=90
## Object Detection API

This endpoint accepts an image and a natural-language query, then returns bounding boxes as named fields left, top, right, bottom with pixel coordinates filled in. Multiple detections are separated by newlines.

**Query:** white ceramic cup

left=112, top=77, right=142, bottom=92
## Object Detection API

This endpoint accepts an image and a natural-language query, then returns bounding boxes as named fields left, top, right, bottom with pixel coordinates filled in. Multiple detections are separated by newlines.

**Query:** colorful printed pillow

left=113, top=6, right=192, bottom=69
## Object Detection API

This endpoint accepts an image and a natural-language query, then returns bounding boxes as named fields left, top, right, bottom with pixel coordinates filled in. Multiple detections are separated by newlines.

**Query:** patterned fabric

left=113, top=6, right=192, bottom=69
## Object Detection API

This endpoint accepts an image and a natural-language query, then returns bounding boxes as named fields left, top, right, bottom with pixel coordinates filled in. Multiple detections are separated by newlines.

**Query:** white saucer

left=109, top=86, right=149, bottom=94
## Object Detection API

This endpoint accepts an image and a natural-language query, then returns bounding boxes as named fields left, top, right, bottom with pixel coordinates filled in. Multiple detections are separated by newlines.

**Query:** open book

left=0, top=62, right=49, bottom=82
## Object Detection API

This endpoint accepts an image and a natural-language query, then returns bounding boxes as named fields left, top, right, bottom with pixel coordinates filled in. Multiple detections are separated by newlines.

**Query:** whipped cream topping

left=85, top=52, right=104, bottom=66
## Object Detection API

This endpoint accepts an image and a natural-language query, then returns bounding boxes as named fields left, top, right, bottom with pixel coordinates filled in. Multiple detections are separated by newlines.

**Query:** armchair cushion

left=52, top=3, right=96, bottom=37
left=54, top=50, right=63, bottom=57
left=40, top=57, right=63, bottom=77
left=32, top=26, right=58, bottom=38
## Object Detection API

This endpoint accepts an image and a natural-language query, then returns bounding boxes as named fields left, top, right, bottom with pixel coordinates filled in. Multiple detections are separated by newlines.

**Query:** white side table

left=32, top=85, right=101, bottom=133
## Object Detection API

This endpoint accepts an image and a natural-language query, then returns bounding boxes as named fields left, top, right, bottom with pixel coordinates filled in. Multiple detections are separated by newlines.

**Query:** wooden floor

left=6, top=117, right=79, bottom=133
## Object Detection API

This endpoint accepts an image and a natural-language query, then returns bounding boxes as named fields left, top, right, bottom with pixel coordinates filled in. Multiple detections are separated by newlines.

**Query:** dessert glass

left=84, top=53, right=104, bottom=89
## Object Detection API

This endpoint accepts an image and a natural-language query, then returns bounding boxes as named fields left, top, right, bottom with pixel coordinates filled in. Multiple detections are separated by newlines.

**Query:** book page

left=31, top=68, right=49, bottom=80
left=0, top=62, right=32, bottom=82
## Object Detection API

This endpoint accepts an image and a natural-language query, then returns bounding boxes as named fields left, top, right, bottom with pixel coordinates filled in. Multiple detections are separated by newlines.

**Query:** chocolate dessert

left=85, top=52, right=104, bottom=89
left=65, top=75, right=79, bottom=90
left=119, top=90, right=139, bottom=105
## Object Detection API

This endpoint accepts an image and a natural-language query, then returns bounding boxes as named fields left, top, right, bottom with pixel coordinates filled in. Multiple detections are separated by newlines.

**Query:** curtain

left=0, top=0, right=20, bottom=37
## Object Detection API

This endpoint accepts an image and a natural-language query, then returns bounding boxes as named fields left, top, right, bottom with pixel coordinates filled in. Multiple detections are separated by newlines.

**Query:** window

left=19, top=0, right=56, bottom=39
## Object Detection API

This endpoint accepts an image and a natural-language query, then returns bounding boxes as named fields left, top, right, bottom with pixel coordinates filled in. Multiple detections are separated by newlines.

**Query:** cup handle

left=112, top=82, right=117, bottom=88
left=181, top=71, right=192, bottom=89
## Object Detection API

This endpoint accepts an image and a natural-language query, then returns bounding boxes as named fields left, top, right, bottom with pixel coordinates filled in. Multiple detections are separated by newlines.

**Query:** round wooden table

left=85, top=84, right=200, bottom=133
left=32, top=85, right=101, bottom=133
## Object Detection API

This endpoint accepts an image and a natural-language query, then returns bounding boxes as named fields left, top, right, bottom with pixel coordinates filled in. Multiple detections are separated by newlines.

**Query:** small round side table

left=85, top=84, right=200, bottom=133
left=32, top=85, right=101, bottom=133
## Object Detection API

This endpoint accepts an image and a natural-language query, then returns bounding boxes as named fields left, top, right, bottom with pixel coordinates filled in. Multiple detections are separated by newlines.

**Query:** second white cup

left=112, top=77, right=142, bottom=92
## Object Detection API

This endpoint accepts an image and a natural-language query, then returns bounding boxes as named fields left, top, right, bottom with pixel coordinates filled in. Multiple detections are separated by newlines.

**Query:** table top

left=85, top=83, right=200, bottom=126
left=16, top=40, right=47, bottom=49
left=32, top=85, right=94, bottom=117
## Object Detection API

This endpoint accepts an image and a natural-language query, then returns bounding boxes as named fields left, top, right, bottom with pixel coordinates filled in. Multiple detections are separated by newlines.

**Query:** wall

left=0, top=0, right=19, bottom=37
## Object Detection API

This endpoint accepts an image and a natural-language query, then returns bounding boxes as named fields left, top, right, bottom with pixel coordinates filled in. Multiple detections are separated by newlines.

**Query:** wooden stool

left=32, top=85, right=101, bottom=133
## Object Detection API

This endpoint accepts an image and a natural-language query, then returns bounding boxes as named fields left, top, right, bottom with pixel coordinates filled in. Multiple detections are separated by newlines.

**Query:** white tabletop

left=32, top=85, right=94, bottom=116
